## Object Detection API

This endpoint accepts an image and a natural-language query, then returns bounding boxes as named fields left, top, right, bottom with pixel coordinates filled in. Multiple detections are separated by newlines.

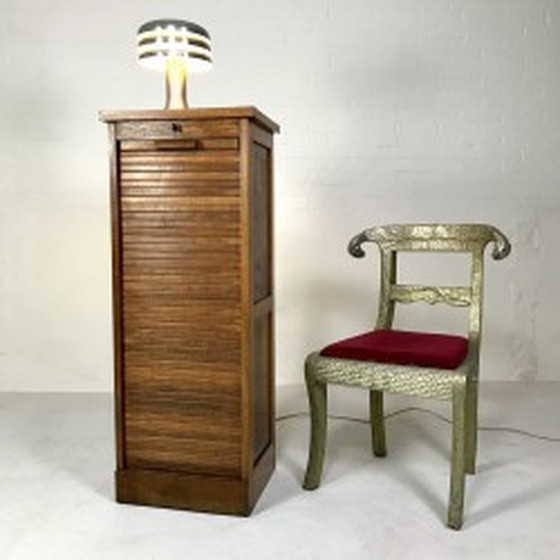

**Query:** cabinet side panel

left=252, top=310, right=273, bottom=460
left=250, top=136, right=275, bottom=462
left=251, top=142, right=272, bottom=303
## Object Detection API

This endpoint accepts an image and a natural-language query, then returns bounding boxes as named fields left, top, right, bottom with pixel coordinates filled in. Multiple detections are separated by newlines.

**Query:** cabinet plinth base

left=116, top=444, right=274, bottom=516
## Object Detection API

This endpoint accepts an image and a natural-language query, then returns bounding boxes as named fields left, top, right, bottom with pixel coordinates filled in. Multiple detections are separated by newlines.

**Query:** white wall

left=0, top=0, right=558, bottom=391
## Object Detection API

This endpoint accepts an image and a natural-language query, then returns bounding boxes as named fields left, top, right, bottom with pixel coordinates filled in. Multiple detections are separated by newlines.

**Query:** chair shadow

left=273, top=417, right=311, bottom=488
left=280, top=410, right=552, bottom=525
left=390, top=464, right=446, bottom=520
left=388, top=415, right=450, bottom=461
left=283, top=416, right=450, bottom=521
left=467, top=478, right=560, bottom=528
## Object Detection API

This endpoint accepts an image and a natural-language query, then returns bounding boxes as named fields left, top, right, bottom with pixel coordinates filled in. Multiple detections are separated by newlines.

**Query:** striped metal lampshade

left=136, top=19, right=212, bottom=109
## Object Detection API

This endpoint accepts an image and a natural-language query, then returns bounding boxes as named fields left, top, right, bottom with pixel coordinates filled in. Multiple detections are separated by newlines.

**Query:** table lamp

left=136, top=19, right=212, bottom=109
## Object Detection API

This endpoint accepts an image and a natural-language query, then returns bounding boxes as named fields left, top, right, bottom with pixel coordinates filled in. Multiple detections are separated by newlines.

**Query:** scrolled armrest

left=489, top=226, right=511, bottom=260
left=347, top=231, right=371, bottom=258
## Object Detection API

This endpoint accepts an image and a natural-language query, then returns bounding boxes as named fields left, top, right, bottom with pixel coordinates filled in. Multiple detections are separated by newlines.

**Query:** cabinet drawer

left=116, top=119, right=240, bottom=141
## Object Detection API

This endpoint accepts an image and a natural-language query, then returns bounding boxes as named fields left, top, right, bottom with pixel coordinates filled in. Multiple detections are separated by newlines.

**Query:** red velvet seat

left=320, top=329, right=468, bottom=370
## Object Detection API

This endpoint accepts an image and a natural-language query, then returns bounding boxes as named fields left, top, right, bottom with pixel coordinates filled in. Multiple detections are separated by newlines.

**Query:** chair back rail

left=348, top=224, right=511, bottom=259
left=347, top=224, right=511, bottom=348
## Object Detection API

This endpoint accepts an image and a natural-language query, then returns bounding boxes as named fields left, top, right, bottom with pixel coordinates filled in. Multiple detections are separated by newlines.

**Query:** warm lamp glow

left=137, top=19, right=212, bottom=109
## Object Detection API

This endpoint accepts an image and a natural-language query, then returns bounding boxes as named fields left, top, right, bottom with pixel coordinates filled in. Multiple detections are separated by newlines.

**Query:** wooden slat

left=121, top=228, right=239, bottom=239
left=121, top=197, right=239, bottom=212
left=123, top=268, right=238, bottom=279
left=121, top=209, right=239, bottom=224
left=124, top=362, right=241, bottom=382
left=122, top=251, right=238, bottom=264
left=121, top=170, right=239, bottom=182
left=122, top=150, right=239, bottom=165
left=122, top=241, right=240, bottom=254
left=125, top=409, right=242, bottom=438
left=121, top=178, right=240, bottom=188
left=121, top=187, right=240, bottom=199
left=121, top=150, right=239, bottom=160
left=124, top=289, right=240, bottom=302
left=120, top=138, right=240, bottom=151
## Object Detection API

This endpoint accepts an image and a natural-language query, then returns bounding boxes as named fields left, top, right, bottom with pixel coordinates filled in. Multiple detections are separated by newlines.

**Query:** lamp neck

left=165, top=57, right=188, bottom=109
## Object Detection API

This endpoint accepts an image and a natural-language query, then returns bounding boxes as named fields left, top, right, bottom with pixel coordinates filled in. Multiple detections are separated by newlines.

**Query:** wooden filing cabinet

left=99, top=107, right=279, bottom=514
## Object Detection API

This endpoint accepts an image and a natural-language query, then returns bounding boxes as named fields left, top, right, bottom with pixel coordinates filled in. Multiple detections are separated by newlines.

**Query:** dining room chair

left=302, top=223, right=511, bottom=529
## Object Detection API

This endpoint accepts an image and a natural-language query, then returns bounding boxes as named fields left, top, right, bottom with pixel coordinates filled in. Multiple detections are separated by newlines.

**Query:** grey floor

left=1, top=383, right=559, bottom=559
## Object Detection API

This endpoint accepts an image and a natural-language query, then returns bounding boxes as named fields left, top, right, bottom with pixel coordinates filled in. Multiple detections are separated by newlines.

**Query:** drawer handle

left=179, top=139, right=200, bottom=150
left=154, top=139, right=200, bottom=151
left=171, top=122, right=182, bottom=133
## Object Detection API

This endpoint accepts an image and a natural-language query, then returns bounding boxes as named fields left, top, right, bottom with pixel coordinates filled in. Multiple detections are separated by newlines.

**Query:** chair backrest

left=347, top=224, right=511, bottom=356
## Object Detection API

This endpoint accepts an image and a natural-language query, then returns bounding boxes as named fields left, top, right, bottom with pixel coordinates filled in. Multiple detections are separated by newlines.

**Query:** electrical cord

left=276, top=407, right=560, bottom=444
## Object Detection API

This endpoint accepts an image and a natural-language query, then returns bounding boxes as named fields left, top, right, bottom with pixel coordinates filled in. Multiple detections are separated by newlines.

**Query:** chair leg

left=369, top=390, right=387, bottom=457
left=303, top=367, right=327, bottom=490
left=465, top=379, right=478, bottom=475
left=448, top=382, right=467, bottom=530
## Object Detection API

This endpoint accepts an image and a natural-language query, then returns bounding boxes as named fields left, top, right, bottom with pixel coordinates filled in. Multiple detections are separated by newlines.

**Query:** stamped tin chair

left=302, top=224, right=511, bottom=529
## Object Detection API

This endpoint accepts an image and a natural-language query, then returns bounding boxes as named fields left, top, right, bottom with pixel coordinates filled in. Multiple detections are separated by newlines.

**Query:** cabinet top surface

left=99, top=106, right=279, bottom=133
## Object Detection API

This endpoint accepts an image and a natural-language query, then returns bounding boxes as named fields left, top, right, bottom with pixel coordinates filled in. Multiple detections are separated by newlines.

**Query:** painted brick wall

left=0, top=0, right=558, bottom=389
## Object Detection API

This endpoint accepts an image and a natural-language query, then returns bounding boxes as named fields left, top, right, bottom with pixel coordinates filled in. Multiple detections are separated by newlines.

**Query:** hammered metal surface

left=307, top=352, right=469, bottom=400
left=348, top=224, right=511, bottom=260
left=312, top=223, right=511, bottom=395
left=304, top=223, right=511, bottom=530
left=390, top=285, right=472, bottom=307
